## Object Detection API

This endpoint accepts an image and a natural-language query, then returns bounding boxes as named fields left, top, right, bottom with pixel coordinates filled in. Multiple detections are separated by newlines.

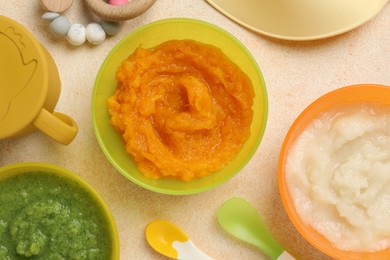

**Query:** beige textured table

left=1, top=1, right=390, bottom=259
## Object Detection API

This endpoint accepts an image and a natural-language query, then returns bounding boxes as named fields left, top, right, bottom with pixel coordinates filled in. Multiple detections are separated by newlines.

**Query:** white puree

left=286, top=103, right=390, bottom=252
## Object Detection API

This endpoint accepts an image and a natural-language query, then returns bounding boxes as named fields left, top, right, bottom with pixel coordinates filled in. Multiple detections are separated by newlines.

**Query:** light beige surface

left=1, top=1, right=390, bottom=259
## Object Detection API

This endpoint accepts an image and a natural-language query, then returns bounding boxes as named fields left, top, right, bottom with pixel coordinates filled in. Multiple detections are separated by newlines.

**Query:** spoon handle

left=173, top=239, right=214, bottom=260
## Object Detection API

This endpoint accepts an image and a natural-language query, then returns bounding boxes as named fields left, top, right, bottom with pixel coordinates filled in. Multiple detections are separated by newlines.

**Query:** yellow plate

left=205, top=0, right=389, bottom=40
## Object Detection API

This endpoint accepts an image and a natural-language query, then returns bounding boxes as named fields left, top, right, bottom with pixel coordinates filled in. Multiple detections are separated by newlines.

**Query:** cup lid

left=0, top=16, right=49, bottom=138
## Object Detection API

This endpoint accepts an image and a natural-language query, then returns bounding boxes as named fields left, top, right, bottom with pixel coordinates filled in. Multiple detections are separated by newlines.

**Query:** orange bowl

left=278, top=84, right=390, bottom=260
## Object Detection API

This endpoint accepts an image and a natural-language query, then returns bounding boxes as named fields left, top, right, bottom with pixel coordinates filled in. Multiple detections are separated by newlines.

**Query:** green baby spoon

left=218, top=197, right=295, bottom=260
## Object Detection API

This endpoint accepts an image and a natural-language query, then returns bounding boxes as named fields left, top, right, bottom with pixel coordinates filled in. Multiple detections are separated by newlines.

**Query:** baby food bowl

left=278, top=84, right=390, bottom=259
left=92, top=18, right=268, bottom=195
left=0, top=162, right=120, bottom=259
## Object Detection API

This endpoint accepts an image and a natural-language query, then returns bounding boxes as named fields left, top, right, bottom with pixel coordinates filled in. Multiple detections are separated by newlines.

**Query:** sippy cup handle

left=33, top=108, right=78, bottom=145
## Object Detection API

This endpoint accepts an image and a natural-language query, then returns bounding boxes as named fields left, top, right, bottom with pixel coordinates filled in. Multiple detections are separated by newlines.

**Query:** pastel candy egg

left=67, top=24, right=86, bottom=46
left=49, top=16, right=71, bottom=38
left=108, top=0, right=128, bottom=5
left=100, top=20, right=122, bottom=36
left=86, top=23, right=106, bottom=45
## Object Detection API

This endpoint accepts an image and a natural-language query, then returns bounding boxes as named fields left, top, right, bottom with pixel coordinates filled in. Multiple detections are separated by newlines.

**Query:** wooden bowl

left=84, top=0, right=156, bottom=22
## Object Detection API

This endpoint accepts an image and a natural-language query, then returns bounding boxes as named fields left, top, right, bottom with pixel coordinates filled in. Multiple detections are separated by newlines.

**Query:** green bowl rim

left=92, top=17, right=268, bottom=195
left=0, top=161, right=120, bottom=259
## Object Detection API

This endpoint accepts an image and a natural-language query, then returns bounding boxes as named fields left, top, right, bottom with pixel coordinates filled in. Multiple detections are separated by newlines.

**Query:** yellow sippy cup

left=0, top=16, right=78, bottom=145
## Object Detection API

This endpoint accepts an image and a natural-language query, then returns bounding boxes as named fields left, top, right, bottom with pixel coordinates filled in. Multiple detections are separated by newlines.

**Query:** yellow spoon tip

left=145, top=220, right=189, bottom=259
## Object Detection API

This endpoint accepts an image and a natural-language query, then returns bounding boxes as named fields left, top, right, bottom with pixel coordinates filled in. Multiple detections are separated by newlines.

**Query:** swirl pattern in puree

left=108, top=40, right=254, bottom=181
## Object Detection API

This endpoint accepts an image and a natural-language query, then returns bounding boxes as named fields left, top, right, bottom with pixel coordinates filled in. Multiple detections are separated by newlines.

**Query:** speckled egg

left=67, top=24, right=86, bottom=46
left=49, top=16, right=71, bottom=38
left=85, top=23, right=106, bottom=45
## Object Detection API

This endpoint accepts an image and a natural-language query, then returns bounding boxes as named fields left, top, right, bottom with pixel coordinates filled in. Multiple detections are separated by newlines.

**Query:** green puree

left=0, top=172, right=113, bottom=260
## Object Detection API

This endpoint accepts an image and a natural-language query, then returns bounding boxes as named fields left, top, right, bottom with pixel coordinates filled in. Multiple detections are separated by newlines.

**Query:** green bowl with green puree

left=0, top=162, right=120, bottom=260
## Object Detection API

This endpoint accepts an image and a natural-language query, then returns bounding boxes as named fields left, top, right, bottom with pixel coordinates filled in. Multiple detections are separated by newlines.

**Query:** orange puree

left=108, top=40, right=254, bottom=181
